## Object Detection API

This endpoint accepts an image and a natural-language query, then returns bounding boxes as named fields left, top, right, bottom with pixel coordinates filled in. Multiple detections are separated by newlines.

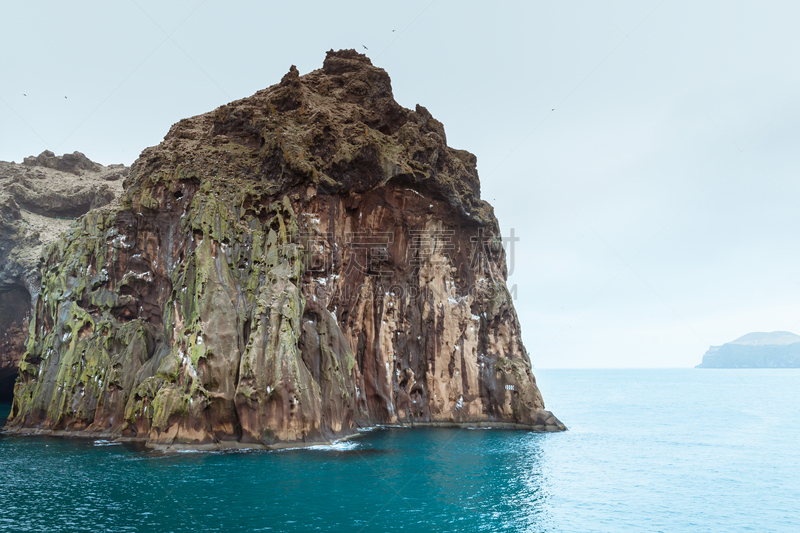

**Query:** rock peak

left=280, top=64, right=299, bottom=85
left=22, top=150, right=101, bottom=175
left=138, top=49, right=485, bottom=225
left=322, top=48, right=374, bottom=72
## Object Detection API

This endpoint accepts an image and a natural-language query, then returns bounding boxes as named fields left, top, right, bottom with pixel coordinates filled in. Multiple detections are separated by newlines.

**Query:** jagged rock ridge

left=5, top=50, right=564, bottom=448
left=0, top=152, right=126, bottom=401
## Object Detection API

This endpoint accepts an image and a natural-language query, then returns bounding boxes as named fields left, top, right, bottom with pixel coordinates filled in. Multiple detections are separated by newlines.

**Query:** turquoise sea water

left=1, top=369, right=798, bottom=532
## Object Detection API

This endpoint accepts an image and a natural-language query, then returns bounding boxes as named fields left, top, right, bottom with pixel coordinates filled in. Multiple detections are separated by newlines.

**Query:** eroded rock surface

left=6, top=50, right=564, bottom=447
left=0, top=153, right=126, bottom=400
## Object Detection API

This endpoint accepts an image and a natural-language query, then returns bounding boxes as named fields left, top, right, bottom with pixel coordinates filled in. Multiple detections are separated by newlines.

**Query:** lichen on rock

left=5, top=49, right=564, bottom=448
left=0, top=152, right=126, bottom=401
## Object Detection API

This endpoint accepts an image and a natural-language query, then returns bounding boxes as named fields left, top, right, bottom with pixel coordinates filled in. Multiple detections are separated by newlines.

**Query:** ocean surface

left=1, top=369, right=798, bottom=532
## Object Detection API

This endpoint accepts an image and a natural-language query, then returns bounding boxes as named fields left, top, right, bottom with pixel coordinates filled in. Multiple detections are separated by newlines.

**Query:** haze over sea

left=1, top=369, right=797, bottom=532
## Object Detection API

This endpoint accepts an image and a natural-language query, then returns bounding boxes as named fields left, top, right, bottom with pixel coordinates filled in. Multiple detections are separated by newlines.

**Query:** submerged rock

left=696, top=331, right=800, bottom=368
left=0, top=153, right=126, bottom=401
left=5, top=50, right=564, bottom=448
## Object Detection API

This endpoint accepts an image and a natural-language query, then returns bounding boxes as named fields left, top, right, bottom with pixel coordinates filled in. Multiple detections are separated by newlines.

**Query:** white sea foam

left=93, top=440, right=121, bottom=447
left=303, top=441, right=360, bottom=452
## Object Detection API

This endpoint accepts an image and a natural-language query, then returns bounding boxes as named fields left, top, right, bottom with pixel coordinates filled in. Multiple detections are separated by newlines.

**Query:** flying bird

left=363, top=45, right=368, bottom=50
left=392, top=29, right=395, bottom=32
left=65, top=96, right=68, bottom=99
left=23, top=94, right=26, bottom=96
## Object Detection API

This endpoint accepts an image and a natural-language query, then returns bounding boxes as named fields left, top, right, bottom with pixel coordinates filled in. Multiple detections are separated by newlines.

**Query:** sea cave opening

left=0, top=284, right=32, bottom=404
left=0, top=373, right=15, bottom=403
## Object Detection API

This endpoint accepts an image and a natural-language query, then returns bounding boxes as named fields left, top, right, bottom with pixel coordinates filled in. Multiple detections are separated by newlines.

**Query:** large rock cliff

left=0, top=152, right=126, bottom=401
left=5, top=50, right=564, bottom=448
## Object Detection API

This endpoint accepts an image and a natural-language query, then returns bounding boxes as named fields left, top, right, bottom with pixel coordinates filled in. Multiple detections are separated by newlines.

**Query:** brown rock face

left=0, top=152, right=126, bottom=400
left=6, top=50, right=564, bottom=447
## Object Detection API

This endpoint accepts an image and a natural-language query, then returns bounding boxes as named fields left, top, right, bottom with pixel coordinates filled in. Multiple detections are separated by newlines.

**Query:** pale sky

left=2, top=1, right=799, bottom=368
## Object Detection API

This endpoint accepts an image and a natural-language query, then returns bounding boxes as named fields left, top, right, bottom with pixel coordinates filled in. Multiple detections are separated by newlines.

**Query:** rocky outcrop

left=0, top=153, right=126, bottom=400
left=5, top=50, right=564, bottom=448
left=696, top=331, right=800, bottom=368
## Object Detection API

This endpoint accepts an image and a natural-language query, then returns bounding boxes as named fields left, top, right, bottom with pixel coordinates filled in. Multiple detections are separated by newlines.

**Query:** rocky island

left=0, top=152, right=126, bottom=401
left=696, top=331, right=800, bottom=368
left=4, top=50, right=564, bottom=449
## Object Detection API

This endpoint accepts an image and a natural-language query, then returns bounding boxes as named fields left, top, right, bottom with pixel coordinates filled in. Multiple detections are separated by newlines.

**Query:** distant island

left=696, top=331, right=800, bottom=368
